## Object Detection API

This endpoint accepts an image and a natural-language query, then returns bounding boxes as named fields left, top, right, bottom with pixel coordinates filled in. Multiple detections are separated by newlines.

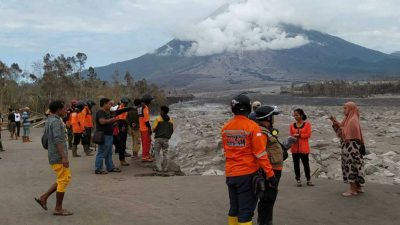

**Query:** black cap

left=231, top=93, right=251, bottom=115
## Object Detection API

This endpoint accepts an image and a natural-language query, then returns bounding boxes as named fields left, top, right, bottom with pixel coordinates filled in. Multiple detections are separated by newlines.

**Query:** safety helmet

left=255, top=105, right=280, bottom=122
left=141, top=94, right=154, bottom=105
left=252, top=101, right=261, bottom=110
left=86, top=99, right=96, bottom=109
left=71, top=99, right=78, bottom=107
left=75, top=101, right=86, bottom=111
left=231, top=93, right=251, bottom=115
left=120, top=97, right=131, bottom=105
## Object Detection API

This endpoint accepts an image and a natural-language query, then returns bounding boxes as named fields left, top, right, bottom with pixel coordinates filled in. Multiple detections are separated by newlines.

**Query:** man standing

left=221, top=94, right=277, bottom=225
left=14, top=109, right=21, bottom=139
left=152, top=106, right=174, bottom=172
left=35, top=100, right=73, bottom=216
left=0, top=112, right=4, bottom=152
left=83, top=100, right=96, bottom=149
left=70, top=101, right=92, bottom=157
left=65, top=100, right=78, bottom=150
left=21, top=107, right=31, bottom=142
left=139, top=94, right=154, bottom=162
left=8, top=108, right=16, bottom=139
left=116, top=97, right=131, bottom=157
left=127, top=99, right=141, bottom=158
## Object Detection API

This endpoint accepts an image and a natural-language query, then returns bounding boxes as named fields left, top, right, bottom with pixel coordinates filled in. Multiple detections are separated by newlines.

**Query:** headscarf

left=340, top=102, right=364, bottom=143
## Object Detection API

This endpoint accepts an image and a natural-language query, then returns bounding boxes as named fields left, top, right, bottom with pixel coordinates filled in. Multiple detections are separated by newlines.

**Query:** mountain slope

left=94, top=25, right=400, bottom=90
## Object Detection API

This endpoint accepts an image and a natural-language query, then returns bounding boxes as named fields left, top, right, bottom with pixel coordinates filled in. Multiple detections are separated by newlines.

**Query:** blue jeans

left=95, top=135, right=114, bottom=172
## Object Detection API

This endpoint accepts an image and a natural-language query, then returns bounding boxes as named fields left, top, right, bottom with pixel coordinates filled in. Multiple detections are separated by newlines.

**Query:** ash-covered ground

left=167, top=99, right=400, bottom=185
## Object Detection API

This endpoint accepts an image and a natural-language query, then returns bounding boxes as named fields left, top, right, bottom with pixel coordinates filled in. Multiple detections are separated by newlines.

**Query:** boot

left=228, top=216, right=238, bottom=225
left=120, top=160, right=130, bottom=166
left=83, top=145, right=93, bottom=156
left=72, top=145, right=81, bottom=157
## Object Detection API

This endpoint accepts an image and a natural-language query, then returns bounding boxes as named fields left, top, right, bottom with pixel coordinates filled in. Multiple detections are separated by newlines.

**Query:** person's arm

left=51, top=120, right=69, bottom=168
left=98, top=116, right=117, bottom=125
left=152, top=117, right=161, bottom=132
left=144, top=107, right=152, bottom=134
left=252, top=127, right=274, bottom=178
left=300, top=122, right=312, bottom=139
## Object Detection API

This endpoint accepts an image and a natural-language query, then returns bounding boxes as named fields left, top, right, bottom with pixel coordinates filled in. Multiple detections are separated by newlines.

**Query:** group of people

left=4, top=107, right=31, bottom=142
left=222, top=93, right=365, bottom=225
left=35, top=95, right=174, bottom=215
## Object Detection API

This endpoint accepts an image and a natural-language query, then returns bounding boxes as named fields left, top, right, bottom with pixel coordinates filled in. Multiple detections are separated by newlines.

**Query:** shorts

left=51, top=164, right=72, bottom=192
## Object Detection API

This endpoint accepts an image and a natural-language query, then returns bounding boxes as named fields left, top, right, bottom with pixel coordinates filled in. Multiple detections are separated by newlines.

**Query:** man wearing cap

left=221, top=94, right=277, bottom=225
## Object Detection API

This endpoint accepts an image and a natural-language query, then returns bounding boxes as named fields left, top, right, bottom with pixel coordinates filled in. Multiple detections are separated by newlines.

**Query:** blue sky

left=1, top=0, right=400, bottom=72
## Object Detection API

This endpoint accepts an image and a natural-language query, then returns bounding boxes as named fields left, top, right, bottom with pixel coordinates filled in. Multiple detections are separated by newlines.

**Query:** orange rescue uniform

left=70, top=112, right=85, bottom=134
left=117, top=105, right=128, bottom=121
left=139, top=105, right=150, bottom=132
left=221, top=115, right=275, bottom=178
left=81, top=106, right=93, bottom=128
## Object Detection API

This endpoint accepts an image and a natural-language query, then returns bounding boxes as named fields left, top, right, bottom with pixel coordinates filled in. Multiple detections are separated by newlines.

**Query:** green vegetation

left=0, top=53, right=166, bottom=114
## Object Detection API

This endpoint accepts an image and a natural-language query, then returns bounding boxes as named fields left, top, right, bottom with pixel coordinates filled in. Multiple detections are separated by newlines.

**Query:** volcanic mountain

left=94, top=25, right=400, bottom=90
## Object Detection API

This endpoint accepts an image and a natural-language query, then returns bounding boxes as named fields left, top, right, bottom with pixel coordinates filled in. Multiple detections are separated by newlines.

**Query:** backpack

left=41, top=121, right=49, bottom=150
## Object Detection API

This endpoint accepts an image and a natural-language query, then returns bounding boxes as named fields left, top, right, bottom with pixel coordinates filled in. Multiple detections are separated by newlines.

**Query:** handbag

left=93, top=131, right=105, bottom=145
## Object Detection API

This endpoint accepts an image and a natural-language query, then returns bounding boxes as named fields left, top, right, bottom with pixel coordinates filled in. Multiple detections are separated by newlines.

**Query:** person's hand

left=293, top=134, right=300, bottom=137
left=62, top=157, right=69, bottom=168
left=268, top=176, right=278, bottom=189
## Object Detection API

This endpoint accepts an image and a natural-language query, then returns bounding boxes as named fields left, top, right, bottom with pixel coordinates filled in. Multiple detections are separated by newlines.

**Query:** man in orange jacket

left=70, top=101, right=92, bottom=157
left=139, top=94, right=154, bottom=162
left=82, top=100, right=96, bottom=149
left=221, top=94, right=277, bottom=225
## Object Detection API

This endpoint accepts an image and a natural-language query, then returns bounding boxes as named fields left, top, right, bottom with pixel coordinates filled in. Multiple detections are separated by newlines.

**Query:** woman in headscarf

left=330, top=102, right=365, bottom=197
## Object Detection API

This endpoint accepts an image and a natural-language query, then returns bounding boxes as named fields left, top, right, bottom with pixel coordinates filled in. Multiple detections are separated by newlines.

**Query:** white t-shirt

left=14, top=113, right=21, bottom=122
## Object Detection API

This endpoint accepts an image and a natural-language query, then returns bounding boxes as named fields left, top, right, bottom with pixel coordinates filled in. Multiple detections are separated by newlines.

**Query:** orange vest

left=289, top=121, right=312, bottom=154
left=117, top=105, right=128, bottom=121
left=82, top=106, right=93, bottom=128
left=71, top=112, right=85, bottom=133
left=221, top=115, right=274, bottom=178
left=139, top=105, right=150, bottom=132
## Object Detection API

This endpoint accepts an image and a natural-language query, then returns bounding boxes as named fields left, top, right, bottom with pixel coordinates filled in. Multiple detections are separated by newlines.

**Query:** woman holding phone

left=330, top=102, right=365, bottom=197
left=290, top=108, right=314, bottom=187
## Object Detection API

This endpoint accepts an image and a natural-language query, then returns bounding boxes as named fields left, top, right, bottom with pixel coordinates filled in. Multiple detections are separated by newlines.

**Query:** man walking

left=35, top=100, right=73, bottom=216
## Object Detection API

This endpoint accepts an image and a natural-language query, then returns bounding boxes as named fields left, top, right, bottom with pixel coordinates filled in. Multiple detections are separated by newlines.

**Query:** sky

left=1, top=0, right=400, bottom=71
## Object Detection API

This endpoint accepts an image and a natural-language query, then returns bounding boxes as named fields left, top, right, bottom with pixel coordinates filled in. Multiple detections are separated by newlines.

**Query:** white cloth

left=14, top=113, right=21, bottom=122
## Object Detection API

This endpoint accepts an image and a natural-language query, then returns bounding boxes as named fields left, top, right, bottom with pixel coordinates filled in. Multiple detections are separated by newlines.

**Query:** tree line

left=282, top=80, right=400, bottom=97
left=0, top=52, right=166, bottom=114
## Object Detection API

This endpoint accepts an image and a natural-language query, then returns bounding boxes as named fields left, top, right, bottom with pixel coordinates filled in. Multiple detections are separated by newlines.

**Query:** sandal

left=35, top=197, right=47, bottom=210
left=53, top=209, right=73, bottom=216
left=342, top=191, right=358, bottom=197
left=307, top=181, right=315, bottom=186
left=296, top=180, right=302, bottom=187
left=108, top=168, right=122, bottom=172
left=95, top=170, right=108, bottom=175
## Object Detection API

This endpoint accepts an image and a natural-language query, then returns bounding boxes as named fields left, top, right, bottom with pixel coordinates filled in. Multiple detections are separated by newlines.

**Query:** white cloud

left=175, top=0, right=400, bottom=56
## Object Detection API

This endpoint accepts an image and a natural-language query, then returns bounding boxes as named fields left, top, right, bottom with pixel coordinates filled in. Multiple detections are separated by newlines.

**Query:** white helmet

left=252, top=101, right=261, bottom=110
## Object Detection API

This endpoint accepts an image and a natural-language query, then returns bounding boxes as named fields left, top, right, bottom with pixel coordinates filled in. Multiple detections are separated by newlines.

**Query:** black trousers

left=113, top=134, right=125, bottom=161
left=226, top=173, right=257, bottom=223
left=257, top=170, right=282, bottom=225
left=292, top=153, right=311, bottom=181
left=73, top=133, right=88, bottom=146
left=85, top=127, right=92, bottom=146
left=16, top=121, right=21, bottom=137
left=117, top=121, right=128, bottom=153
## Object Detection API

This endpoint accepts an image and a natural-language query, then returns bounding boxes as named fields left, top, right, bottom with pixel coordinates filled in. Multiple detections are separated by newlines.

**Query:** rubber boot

left=120, top=160, right=130, bottom=166
left=238, top=222, right=252, bottom=225
left=83, top=145, right=93, bottom=156
left=72, top=145, right=81, bottom=157
left=228, top=216, right=238, bottom=225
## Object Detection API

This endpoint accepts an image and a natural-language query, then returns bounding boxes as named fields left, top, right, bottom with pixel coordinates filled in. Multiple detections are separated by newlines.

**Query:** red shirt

left=290, top=121, right=312, bottom=154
